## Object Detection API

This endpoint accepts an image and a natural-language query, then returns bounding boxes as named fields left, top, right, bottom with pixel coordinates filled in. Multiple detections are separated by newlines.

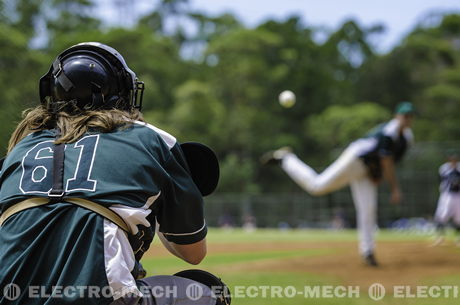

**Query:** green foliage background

left=1, top=0, right=459, bottom=194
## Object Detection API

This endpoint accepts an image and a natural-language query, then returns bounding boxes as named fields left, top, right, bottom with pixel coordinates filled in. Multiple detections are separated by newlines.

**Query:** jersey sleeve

left=155, top=143, right=207, bottom=245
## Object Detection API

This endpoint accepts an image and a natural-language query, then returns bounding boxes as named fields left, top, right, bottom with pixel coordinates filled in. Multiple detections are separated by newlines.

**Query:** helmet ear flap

left=39, top=42, right=144, bottom=113
left=89, top=82, right=104, bottom=110
left=39, top=72, right=52, bottom=105
left=105, top=95, right=125, bottom=110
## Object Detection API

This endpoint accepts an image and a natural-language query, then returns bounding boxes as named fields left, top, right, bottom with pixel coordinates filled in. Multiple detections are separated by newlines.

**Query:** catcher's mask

left=39, top=42, right=144, bottom=114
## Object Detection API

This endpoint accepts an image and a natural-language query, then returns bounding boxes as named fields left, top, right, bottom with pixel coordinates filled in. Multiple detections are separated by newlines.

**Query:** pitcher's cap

left=395, top=101, right=416, bottom=115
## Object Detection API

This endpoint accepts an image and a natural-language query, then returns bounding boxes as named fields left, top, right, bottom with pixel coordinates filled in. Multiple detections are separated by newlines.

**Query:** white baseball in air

left=278, top=90, right=296, bottom=108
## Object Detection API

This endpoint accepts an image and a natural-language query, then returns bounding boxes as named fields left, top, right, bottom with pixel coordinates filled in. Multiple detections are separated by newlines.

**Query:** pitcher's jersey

left=350, top=118, right=413, bottom=180
left=360, top=119, right=413, bottom=162
left=0, top=121, right=206, bottom=304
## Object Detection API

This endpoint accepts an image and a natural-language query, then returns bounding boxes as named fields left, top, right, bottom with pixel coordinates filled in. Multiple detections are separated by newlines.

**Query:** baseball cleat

left=260, top=147, right=292, bottom=166
left=363, top=253, right=379, bottom=267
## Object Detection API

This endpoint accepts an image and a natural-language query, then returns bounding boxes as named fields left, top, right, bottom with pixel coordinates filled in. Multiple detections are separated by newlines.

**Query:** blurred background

left=1, top=0, right=460, bottom=231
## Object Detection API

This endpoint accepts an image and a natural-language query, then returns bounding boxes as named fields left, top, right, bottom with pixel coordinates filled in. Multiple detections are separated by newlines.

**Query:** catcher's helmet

left=39, top=42, right=144, bottom=113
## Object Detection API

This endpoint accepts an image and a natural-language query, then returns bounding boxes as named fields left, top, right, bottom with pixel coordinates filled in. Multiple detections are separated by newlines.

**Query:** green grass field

left=142, top=229, right=460, bottom=305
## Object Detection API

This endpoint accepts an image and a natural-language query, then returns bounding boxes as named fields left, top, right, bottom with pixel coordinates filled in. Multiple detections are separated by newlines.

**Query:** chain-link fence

left=204, top=142, right=458, bottom=229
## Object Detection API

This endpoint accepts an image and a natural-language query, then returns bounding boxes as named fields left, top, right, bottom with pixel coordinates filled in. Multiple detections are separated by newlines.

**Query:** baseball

left=278, top=90, right=296, bottom=108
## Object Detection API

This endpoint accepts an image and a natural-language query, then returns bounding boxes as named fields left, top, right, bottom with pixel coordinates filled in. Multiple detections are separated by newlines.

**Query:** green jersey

left=356, top=118, right=414, bottom=180
left=0, top=121, right=206, bottom=304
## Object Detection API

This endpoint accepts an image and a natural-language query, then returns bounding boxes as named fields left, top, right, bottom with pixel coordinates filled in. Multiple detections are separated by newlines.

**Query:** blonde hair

left=8, top=105, right=143, bottom=153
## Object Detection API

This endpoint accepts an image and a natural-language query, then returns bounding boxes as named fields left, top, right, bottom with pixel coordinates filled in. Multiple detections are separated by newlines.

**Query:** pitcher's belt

left=0, top=197, right=131, bottom=233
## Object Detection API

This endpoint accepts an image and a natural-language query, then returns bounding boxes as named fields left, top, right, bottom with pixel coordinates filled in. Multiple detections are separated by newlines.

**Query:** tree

left=0, top=24, right=47, bottom=154
left=44, top=0, right=100, bottom=43
left=359, top=13, right=460, bottom=142
left=3, top=0, right=43, bottom=39
left=306, top=102, right=391, bottom=150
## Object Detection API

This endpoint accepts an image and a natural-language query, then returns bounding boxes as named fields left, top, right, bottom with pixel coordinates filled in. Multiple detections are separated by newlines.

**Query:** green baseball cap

left=395, top=101, right=416, bottom=115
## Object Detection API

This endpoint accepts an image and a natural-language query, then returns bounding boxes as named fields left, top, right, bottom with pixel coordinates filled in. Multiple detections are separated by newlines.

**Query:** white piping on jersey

left=162, top=221, right=207, bottom=236
left=133, top=120, right=177, bottom=149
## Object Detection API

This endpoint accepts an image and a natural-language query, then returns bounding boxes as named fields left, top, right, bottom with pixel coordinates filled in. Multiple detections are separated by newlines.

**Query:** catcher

left=0, top=42, right=229, bottom=305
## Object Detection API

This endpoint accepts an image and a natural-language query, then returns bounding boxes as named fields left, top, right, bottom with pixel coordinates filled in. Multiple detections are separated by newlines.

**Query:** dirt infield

left=216, top=241, right=460, bottom=288
left=147, top=239, right=460, bottom=289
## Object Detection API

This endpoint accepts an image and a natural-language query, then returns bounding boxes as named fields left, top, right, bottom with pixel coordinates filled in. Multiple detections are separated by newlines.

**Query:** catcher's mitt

left=180, top=142, right=219, bottom=196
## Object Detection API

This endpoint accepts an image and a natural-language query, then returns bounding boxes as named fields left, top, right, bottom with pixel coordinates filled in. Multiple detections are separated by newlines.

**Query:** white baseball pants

left=434, top=192, right=460, bottom=226
left=281, top=145, right=378, bottom=255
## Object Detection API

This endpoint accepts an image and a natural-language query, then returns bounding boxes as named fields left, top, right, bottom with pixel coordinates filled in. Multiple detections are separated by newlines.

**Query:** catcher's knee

left=174, top=269, right=231, bottom=305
